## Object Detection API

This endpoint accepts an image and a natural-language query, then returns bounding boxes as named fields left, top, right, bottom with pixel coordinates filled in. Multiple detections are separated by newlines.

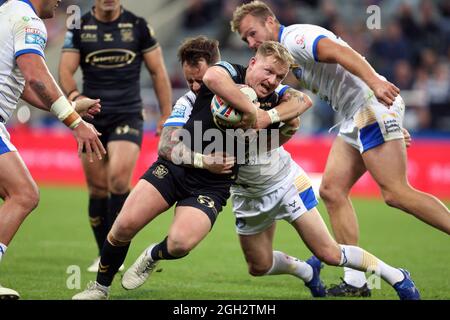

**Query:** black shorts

left=86, top=112, right=144, bottom=149
left=141, top=159, right=230, bottom=227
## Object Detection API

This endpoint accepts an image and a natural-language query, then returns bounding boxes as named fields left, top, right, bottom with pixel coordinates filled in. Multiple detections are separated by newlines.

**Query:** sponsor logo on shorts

left=382, top=113, right=401, bottom=134
left=115, top=125, right=139, bottom=136
left=197, top=195, right=215, bottom=208
left=152, top=164, right=168, bottom=179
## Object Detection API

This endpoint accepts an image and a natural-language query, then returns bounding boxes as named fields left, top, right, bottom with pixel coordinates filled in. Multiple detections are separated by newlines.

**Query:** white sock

left=0, top=243, right=7, bottom=263
left=343, top=267, right=367, bottom=288
left=265, top=251, right=313, bottom=282
left=339, top=245, right=404, bottom=286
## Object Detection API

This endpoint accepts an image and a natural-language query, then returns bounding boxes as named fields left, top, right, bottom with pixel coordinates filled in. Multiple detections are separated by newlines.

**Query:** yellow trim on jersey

left=354, top=106, right=377, bottom=129
left=142, top=43, right=160, bottom=54
left=294, top=174, right=312, bottom=193
left=61, top=48, right=80, bottom=53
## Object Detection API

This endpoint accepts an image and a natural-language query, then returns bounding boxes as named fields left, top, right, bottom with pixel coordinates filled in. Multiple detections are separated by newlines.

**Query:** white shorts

left=0, top=123, right=16, bottom=155
left=339, top=95, right=405, bottom=153
left=231, top=164, right=318, bottom=235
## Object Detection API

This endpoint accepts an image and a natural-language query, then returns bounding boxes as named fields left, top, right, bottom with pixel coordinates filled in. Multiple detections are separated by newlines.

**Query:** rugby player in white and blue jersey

left=0, top=0, right=105, bottom=299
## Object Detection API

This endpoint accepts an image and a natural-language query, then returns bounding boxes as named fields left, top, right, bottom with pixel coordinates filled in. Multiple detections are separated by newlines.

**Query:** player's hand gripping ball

left=211, top=85, right=257, bottom=129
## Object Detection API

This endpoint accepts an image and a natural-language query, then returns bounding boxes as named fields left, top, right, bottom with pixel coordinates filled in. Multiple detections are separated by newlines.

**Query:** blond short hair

left=256, top=41, right=294, bottom=67
left=231, top=1, right=278, bottom=33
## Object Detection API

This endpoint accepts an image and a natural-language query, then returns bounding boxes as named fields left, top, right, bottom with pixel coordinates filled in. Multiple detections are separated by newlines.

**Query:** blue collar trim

left=278, top=25, right=285, bottom=42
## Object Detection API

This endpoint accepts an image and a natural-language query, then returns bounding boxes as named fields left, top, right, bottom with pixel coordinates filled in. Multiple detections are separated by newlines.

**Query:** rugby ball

left=210, top=85, right=257, bottom=128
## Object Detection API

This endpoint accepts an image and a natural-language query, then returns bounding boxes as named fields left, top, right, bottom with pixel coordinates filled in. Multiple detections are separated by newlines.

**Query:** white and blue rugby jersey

left=0, top=0, right=47, bottom=123
left=280, top=24, right=378, bottom=119
left=163, top=91, right=196, bottom=127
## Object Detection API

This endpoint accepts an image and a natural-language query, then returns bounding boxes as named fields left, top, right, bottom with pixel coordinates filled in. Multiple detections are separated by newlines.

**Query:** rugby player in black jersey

left=72, top=40, right=306, bottom=299
left=59, top=0, right=172, bottom=272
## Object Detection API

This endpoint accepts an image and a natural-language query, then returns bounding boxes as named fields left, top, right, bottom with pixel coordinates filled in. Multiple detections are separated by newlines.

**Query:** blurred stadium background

left=1, top=0, right=449, bottom=299
left=8, top=0, right=450, bottom=196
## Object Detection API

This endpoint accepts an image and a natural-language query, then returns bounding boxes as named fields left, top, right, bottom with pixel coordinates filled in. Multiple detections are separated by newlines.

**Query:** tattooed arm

left=255, top=87, right=312, bottom=129
left=158, top=125, right=234, bottom=174
left=16, top=53, right=105, bottom=161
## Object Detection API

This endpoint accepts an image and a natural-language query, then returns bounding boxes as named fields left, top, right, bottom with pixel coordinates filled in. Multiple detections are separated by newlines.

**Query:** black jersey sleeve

left=62, top=27, right=80, bottom=52
left=214, top=61, right=246, bottom=83
left=137, top=18, right=159, bottom=53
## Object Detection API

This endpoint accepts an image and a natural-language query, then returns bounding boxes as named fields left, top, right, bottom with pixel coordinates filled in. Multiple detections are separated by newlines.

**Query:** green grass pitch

left=1, top=186, right=449, bottom=300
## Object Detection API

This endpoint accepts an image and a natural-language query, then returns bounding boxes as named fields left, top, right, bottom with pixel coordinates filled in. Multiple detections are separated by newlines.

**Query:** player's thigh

left=81, top=154, right=108, bottom=193
left=0, top=151, right=37, bottom=199
left=362, top=139, right=408, bottom=190
left=291, top=208, right=340, bottom=264
left=321, top=136, right=366, bottom=195
left=107, top=140, right=140, bottom=180
left=111, top=179, right=170, bottom=239
left=239, top=223, right=276, bottom=267
left=168, top=206, right=212, bottom=250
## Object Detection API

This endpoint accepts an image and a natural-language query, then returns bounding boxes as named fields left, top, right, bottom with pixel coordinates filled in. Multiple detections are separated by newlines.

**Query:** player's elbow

left=27, top=77, right=45, bottom=92
left=302, top=93, right=313, bottom=110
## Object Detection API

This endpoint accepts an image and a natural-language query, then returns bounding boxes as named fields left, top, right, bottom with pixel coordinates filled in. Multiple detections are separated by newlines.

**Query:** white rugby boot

left=72, top=281, right=109, bottom=300
left=121, top=245, right=159, bottom=290
left=0, top=284, right=20, bottom=300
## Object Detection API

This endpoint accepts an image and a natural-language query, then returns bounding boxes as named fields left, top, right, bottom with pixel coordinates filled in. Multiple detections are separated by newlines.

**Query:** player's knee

left=113, top=217, right=139, bottom=240
left=14, top=184, right=40, bottom=214
left=319, top=182, right=343, bottom=206
left=88, top=186, right=108, bottom=198
left=248, top=261, right=272, bottom=276
left=109, top=175, right=130, bottom=194
left=167, top=236, right=194, bottom=257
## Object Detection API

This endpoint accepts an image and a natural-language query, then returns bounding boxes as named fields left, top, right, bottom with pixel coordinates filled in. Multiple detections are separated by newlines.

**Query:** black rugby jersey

left=182, top=61, right=287, bottom=189
left=62, top=7, right=158, bottom=113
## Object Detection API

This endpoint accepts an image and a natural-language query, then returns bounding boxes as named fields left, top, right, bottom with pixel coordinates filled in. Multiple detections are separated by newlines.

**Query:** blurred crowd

left=10, top=0, right=450, bottom=134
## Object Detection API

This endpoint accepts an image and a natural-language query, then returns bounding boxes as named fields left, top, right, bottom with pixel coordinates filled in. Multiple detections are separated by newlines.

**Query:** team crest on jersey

left=121, top=29, right=134, bottom=42
left=152, top=165, right=168, bottom=179
left=22, top=16, right=30, bottom=22
left=25, top=28, right=46, bottom=50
